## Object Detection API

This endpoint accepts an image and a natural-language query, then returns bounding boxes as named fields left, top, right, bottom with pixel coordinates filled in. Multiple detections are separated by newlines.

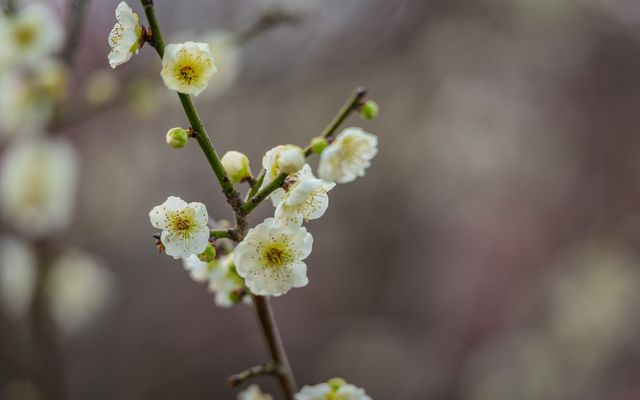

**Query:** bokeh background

left=2, top=0, right=640, bottom=399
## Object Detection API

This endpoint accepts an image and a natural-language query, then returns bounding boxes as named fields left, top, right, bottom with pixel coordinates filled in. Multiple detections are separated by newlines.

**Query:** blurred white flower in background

left=149, top=196, right=210, bottom=259
left=46, top=250, right=116, bottom=334
left=271, top=164, right=335, bottom=227
left=161, top=41, right=217, bottom=96
left=84, top=68, right=120, bottom=106
left=200, top=30, right=242, bottom=99
left=108, top=1, right=142, bottom=69
left=2, top=2, right=63, bottom=67
left=295, top=378, right=372, bottom=400
left=318, top=128, right=378, bottom=184
left=238, top=384, right=273, bottom=400
left=0, top=138, right=79, bottom=237
left=0, top=237, right=36, bottom=319
left=233, top=218, right=312, bottom=296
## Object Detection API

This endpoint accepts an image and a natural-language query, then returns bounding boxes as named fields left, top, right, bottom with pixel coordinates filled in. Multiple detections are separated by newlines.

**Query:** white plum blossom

left=161, top=41, right=217, bottom=96
left=271, top=165, right=335, bottom=227
left=295, top=379, right=372, bottom=400
left=238, top=385, right=273, bottom=400
left=233, top=218, right=312, bottom=296
left=3, top=3, right=63, bottom=66
left=182, top=253, right=248, bottom=307
left=149, top=196, right=210, bottom=259
left=108, top=1, right=142, bottom=69
left=46, top=250, right=116, bottom=334
left=0, top=237, right=36, bottom=319
left=318, top=128, right=378, bottom=184
left=0, top=138, right=78, bottom=237
left=261, top=145, right=306, bottom=191
left=221, top=150, right=252, bottom=183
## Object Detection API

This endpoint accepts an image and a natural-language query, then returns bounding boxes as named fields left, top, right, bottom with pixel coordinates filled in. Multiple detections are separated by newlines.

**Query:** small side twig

left=227, top=363, right=276, bottom=388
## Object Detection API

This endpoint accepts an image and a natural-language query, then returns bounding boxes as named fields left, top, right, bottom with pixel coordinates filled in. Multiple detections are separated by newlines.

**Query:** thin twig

left=227, top=363, right=276, bottom=388
left=236, top=6, right=303, bottom=45
left=245, top=169, right=265, bottom=202
left=210, top=229, right=233, bottom=239
left=60, top=0, right=91, bottom=66
left=251, top=295, right=297, bottom=398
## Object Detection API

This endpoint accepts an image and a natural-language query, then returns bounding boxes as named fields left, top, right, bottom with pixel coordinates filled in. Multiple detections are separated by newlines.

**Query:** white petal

left=187, top=202, right=208, bottom=225
left=162, top=196, right=188, bottom=211
left=290, top=262, right=308, bottom=288
left=149, top=206, right=170, bottom=229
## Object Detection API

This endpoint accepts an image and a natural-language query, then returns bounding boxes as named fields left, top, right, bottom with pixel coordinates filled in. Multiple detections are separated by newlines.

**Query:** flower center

left=175, top=216, right=191, bottom=231
left=179, top=65, right=196, bottom=83
left=262, top=245, right=291, bottom=268
left=13, top=24, right=37, bottom=47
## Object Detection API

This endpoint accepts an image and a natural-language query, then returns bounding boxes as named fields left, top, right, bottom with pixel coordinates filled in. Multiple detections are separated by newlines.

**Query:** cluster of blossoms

left=0, top=3, right=113, bottom=331
left=112, top=1, right=377, bottom=398
left=237, top=378, right=372, bottom=400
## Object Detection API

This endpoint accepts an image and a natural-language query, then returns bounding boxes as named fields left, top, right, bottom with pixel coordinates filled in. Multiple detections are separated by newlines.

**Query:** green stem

left=245, top=168, right=265, bottom=202
left=241, top=172, right=286, bottom=214
left=303, top=86, right=368, bottom=156
left=140, top=0, right=242, bottom=212
left=209, top=229, right=233, bottom=239
left=244, top=87, right=369, bottom=214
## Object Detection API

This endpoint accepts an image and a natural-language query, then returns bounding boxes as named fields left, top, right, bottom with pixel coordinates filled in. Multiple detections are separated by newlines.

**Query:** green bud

left=310, top=137, right=329, bottom=155
left=197, top=243, right=216, bottom=263
left=327, top=378, right=346, bottom=391
left=228, top=289, right=244, bottom=304
left=360, top=100, right=379, bottom=120
left=166, top=127, right=189, bottom=148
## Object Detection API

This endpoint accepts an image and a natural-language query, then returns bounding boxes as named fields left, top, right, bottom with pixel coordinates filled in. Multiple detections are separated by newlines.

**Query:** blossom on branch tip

left=149, top=196, right=209, bottom=259
left=233, top=218, right=312, bottom=296
left=108, top=1, right=142, bottom=69
left=271, top=164, right=335, bottom=227
left=295, top=378, right=372, bottom=400
left=318, top=127, right=378, bottom=184
left=221, top=150, right=252, bottom=183
left=161, top=41, right=217, bottom=96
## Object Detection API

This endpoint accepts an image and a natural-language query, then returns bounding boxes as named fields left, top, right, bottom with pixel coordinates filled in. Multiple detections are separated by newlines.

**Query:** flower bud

left=360, top=100, right=379, bottom=120
left=197, top=243, right=216, bottom=263
left=221, top=150, right=252, bottom=183
left=278, top=145, right=305, bottom=174
left=166, top=127, right=188, bottom=148
left=310, top=137, right=329, bottom=155
left=327, top=378, right=346, bottom=391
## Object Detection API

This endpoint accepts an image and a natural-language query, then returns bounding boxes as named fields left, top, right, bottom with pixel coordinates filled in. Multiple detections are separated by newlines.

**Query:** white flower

left=161, top=41, right=217, bottom=96
left=238, top=385, right=273, bottom=400
left=108, top=1, right=142, bottom=69
left=46, top=250, right=116, bottom=334
left=4, top=3, right=63, bottom=66
left=233, top=218, right=312, bottom=296
left=0, top=237, right=36, bottom=319
left=149, top=196, right=210, bottom=259
left=182, top=254, right=248, bottom=307
left=295, top=379, right=372, bottom=400
left=271, top=165, right=335, bottom=227
left=261, top=145, right=306, bottom=191
left=318, top=128, right=378, bottom=184
left=221, top=150, right=252, bottom=183
left=0, top=71, right=52, bottom=136
left=0, top=138, right=78, bottom=237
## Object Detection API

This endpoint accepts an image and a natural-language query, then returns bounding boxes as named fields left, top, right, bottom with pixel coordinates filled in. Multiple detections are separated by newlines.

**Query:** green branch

left=140, top=0, right=242, bottom=212
left=243, top=87, right=368, bottom=214
left=227, top=363, right=276, bottom=388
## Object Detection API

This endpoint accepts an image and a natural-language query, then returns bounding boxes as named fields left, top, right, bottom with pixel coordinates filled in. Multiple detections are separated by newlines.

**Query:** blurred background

left=2, top=0, right=640, bottom=399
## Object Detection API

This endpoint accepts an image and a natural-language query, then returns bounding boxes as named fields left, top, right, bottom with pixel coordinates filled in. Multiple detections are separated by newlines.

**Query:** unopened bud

left=198, top=243, right=217, bottom=263
left=360, top=100, right=379, bottom=120
left=327, top=378, right=346, bottom=391
left=166, top=127, right=189, bottom=148
left=310, top=137, right=329, bottom=155
left=278, top=145, right=305, bottom=174
left=221, top=151, right=252, bottom=183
